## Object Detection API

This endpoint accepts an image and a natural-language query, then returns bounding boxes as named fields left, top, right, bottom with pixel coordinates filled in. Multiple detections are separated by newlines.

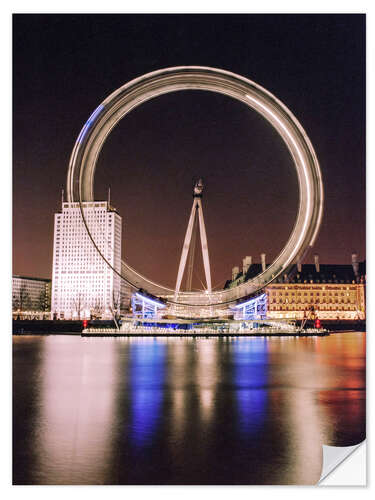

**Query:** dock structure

left=82, top=317, right=329, bottom=337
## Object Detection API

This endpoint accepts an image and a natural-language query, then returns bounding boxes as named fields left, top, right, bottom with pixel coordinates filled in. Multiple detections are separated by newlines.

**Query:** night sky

left=13, top=14, right=365, bottom=291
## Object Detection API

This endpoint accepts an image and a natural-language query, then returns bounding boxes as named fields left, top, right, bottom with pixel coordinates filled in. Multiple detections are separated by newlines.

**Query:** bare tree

left=111, top=290, right=122, bottom=320
left=13, top=284, right=31, bottom=312
left=37, top=289, right=47, bottom=312
left=12, top=293, right=19, bottom=311
left=120, top=284, right=131, bottom=314
left=73, top=293, right=85, bottom=319
left=92, top=297, right=104, bottom=319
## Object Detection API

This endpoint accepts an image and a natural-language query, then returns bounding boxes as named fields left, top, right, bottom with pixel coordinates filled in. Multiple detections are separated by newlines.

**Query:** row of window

left=269, top=305, right=358, bottom=311
left=268, top=291, right=355, bottom=297
left=269, top=285, right=357, bottom=291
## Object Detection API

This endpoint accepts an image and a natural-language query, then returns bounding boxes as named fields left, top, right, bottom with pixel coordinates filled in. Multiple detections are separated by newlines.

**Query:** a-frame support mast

left=174, top=179, right=212, bottom=300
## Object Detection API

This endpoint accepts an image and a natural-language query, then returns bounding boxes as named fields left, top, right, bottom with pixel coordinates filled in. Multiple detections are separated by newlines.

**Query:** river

left=12, top=331, right=365, bottom=485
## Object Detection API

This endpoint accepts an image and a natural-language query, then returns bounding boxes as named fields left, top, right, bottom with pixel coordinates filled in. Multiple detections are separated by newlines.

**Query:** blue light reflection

left=232, top=338, right=268, bottom=436
left=129, top=341, right=166, bottom=447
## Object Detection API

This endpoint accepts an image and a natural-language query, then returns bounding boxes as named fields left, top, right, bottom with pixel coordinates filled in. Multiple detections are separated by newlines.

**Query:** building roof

left=13, top=275, right=51, bottom=283
left=225, top=261, right=366, bottom=289
left=283, top=262, right=366, bottom=284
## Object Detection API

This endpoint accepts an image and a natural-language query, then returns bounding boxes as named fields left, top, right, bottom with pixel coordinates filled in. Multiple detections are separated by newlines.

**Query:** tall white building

left=51, top=200, right=124, bottom=319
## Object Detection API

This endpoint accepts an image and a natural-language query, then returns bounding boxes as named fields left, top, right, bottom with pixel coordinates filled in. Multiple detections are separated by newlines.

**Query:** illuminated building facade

left=51, top=200, right=124, bottom=319
left=131, top=290, right=167, bottom=319
left=12, top=275, right=51, bottom=317
left=226, top=255, right=366, bottom=321
left=232, top=293, right=268, bottom=320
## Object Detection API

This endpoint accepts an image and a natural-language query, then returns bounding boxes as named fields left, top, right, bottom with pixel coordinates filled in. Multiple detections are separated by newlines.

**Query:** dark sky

left=13, top=14, right=365, bottom=291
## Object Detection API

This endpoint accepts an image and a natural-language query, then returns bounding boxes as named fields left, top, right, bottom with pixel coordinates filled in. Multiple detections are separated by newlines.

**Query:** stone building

left=226, top=254, right=366, bottom=321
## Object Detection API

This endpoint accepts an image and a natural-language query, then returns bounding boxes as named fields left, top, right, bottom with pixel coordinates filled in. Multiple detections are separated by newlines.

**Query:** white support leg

left=174, top=200, right=198, bottom=300
left=197, top=198, right=212, bottom=293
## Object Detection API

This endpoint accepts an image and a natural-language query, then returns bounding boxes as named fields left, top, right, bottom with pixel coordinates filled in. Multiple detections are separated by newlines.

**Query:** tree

left=111, top=290, right=122, bottom=320
left=13, top=284, right=31, bottom=312
left=37, top=289, right=47, bottom=312
left=12, top=293, right=19, bottom=311
left=73, top=293, right=85, bottom=319
left=92, top=297, right=104, bottom=319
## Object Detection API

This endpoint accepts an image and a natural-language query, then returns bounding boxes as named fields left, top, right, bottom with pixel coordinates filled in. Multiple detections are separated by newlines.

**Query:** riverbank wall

left=13, top=319, right=365, bottom=335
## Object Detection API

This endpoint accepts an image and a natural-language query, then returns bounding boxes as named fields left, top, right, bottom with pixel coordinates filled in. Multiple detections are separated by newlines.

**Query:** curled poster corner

left=318, top=441, right=366, bottom=486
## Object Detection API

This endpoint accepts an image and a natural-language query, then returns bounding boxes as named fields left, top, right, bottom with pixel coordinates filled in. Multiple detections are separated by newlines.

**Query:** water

left=13, top=332, right=366, bottom=485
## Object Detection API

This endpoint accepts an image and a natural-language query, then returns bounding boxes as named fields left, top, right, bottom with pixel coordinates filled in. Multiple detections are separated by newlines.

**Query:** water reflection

left=36, top=336, right=118, bottom=484
left=13, top=332, right=366, bottom=485
left=196, top=340, right=218, bottom=424
left=129, top=339, right=166, bottom=447
left=167, top=340, right=189, bottom=444
left=315, top=332, right=366, bottom=447
left=231, top=338, right=268, bottom=436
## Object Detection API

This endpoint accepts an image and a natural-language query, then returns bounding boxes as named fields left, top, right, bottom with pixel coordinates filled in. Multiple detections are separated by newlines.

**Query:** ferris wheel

left=66, top=66, right=323, bottom=311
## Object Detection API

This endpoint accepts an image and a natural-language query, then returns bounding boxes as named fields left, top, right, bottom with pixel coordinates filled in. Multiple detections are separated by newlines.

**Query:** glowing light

left=135, top=292, right=166, bottom=309
left=245, top=94, right=311, bottom=269
left=234, top=293, right=267, bottom=309
left=77, top=104, right=104, bottom=144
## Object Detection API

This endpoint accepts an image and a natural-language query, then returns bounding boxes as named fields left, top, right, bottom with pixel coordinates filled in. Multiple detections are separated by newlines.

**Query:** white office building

left=51, top=200, right=124, bottom=319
